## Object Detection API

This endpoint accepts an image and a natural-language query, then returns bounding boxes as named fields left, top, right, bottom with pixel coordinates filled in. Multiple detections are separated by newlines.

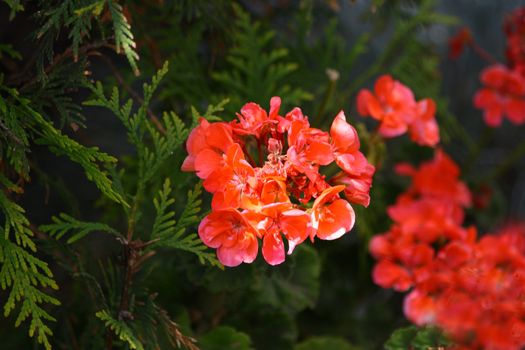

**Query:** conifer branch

left=96, top=309, right=144, bottom=350
left=0, top=191, right=60, bottom=350
left=40, top=213, right=122, bottom=244
left=93, top=53, right=166, bottom=134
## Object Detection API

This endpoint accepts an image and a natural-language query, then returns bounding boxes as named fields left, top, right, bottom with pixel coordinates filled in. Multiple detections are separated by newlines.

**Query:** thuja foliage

left=1, top=0, right=519, bottom=349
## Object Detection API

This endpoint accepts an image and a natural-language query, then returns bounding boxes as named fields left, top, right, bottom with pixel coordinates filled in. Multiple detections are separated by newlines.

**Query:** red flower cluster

left=473, top=64, right=525, bottom=127
left=182, top=97, right=374, bottom=266
left=474, top=7, right=525, bottom=127
left=404, top=223, right=525, bottom=350
left=370, top=150, right=472, bottom=291
left=370, top=151, right=525, bottom=349
left=356, top=75, right=439, bottom=147
left=505, top=7, right=525, bottom=74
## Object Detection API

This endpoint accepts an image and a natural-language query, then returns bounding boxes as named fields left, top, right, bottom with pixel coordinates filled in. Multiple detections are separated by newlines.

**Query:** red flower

left=473, top=64, right=525, bottom=126
left=330, top=111, right=375, bottom=206
left=357, top=75, right=416, bottom=137
left=357, top=75, right=440, bottom=146
left=311, top=185, right=355, bottom=241
left=253, top=203, right=311, bottom=265
left=448, top=27, right=472, bottom=59
left=373, top=260, right=413, bottom=292
left=408, top=98, right=440, bottom=147
left=505, top=7, right=525, bottom=74
left=181, top=118, right=234, bottom=178
left=395, top=149, right=471, bottom=208
left=404, top=290, right=437, bottom=325
left=184, top=97, right=374, bottom=266
left=198, top=209, right=259, bottom=267
left=203, top=143, right=257, bottom=210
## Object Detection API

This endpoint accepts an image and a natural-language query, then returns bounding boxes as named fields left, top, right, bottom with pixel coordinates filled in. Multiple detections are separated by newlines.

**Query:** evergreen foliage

left=40, top=213, right=120, bottom=244
left=0, top=190, right=60, bottom=350
left=95, top=309, right=144, bottom=350
left=107, top=0, right=139, bottom=75
left=149, top=179, right=221, bottom=268
left=212, top=4, right=312, bottom=111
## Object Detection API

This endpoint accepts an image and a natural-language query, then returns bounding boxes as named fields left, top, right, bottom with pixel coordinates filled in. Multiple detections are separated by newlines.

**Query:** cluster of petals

left=474, top=7, right=525, bottom=127
left=473, top=64, right=525, bottom=127
left=405, top=223, right=525, bottom=350
left=370, top=150, right=525, bottom=349
left=370, top=150, right=472, bottom=292
left=356, top=75, right=440, bottom=146
left=182, top=97, right=375, bottom=267
left=505, top=7, right=525, bottom=75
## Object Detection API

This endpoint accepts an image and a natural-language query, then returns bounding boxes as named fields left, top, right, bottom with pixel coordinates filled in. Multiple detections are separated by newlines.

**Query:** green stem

left=126, top=181, right=144, bottom=242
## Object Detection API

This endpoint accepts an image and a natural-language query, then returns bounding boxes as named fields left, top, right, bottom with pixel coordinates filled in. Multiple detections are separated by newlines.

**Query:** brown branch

left=469, top=41, right=499, bottom=65
left=0, top=118, right=24, bottom=146
left=158, top=306, right=200, bottom=350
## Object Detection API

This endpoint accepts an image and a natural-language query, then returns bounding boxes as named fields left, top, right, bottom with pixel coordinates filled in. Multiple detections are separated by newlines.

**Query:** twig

left=0, top=118, right=24, bottom=145
left=108, top=178, right=145, bottom=349
left=13, top=40, right=114, bottom=90
left=469, top=40, right=499, bottom=65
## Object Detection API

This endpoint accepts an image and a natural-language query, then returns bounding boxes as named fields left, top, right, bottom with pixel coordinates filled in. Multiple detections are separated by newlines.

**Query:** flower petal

left=262, top=231, right=285, bottom=265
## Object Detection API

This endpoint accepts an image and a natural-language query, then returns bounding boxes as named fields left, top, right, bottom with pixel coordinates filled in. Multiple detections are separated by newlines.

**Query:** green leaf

left=107, top=0, right=139, bottom=75
left=150, top=181, right=222, bottom=268
left=212, top=3, right=311, bottom=111
left=241, top=309, right=297, bottom=350
left=0, top=86, right=125, bottom=205
left=2, top=0, right=24, bottom=20
left=84, top=62, right=172, bottom=188
left=0, top=193, right=60, bottom=350
left=384, top=326, right=451, bottom=350
left=411, top=326, right=452, bottom=349
left=32, top=111, right=128, bottom=206
left=142, top=110, right=189, bottom=184
left=294, top=336, right=358, bottom=350
left=151, top=178, right=176, bottom=240
left=40, top=213, right=121, bottom=244
left=254, top=244, right=321, bottom=314
left=0, top=44, right=22, bottom=60
left=384, top=326, right=419, bottom=350
left=199, top=326, right=253, bottom=350
left=95, top=310, right=144, bottom=350
left=74, top=1, right=105, bottom=16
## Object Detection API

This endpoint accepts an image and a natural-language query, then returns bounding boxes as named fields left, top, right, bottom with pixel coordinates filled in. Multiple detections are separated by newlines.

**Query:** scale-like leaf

left=40, top=213, right=121, bottom=244
left=96, top=310, right=144, bottom=350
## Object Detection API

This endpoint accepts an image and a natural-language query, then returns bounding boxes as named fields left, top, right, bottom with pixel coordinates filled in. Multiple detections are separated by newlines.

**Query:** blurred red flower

left=357, top=75, right=440, bottom=146
left=448, top=27, right=472, bottom=59
left=473, top=64, right=525, bottom=126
